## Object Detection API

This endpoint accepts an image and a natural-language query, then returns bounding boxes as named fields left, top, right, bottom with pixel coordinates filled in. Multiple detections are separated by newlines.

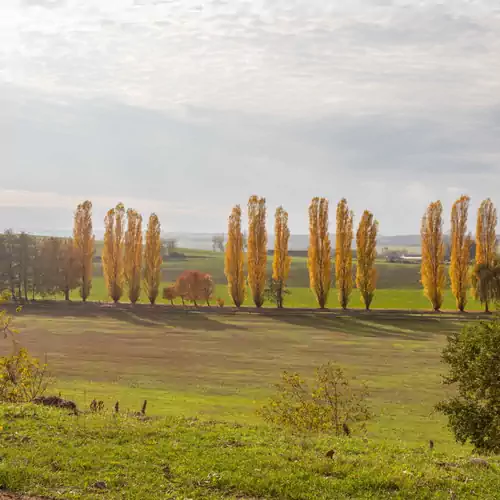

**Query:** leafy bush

left=436, top=318, right=500, bottom=452
left=0, top=348, right=51, bottom=403
left=259, top=362, right=371, bottom=435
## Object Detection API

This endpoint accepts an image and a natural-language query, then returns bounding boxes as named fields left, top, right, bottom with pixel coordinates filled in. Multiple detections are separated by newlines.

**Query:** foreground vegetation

left=1, top=404, right=499, bottom=499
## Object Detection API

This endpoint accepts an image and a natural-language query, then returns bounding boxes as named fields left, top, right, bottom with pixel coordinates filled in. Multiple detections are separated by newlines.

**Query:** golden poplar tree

left=73, top=200, right=94, bottom=302
left=336, top=198, right=354, bottom=310
left=308, top=197, right=331, bottom=308
left=247, top=195, right=267, bottom=308
left=143, top=213, right=162, bottom=305
left=421, top=201, right=445, bottom=311
left=272, top=206, right=291, bottom=308
left=224, top=205, right=245, bottom=307
left=356, top=210, right=378, bottom=310
left=125, top=209, right=143, bottom=304
left=450, top=195, right=472, bottom=312
left=474, top=198, right=498, bottom=312
left=102, top=203, right=126, bottom=303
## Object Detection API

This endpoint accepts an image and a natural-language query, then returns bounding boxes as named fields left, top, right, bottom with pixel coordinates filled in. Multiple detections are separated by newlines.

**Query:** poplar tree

left=421, top=201, right=445, bottom=311
left=272, top=206, right=291, bottom=308
left=143, top=213, right=162, bottom=305
left=308, top=197, right=331, bottom=308
left=73, top=200, right=95, bottom=302
left=450, top=196, right=472, bottom=312
left=336, top=198, right=354, bottom=310
left=247, top=195, right=267, bottom=308
left=125, top=209, right=143, bottom=304
left=474, top=198, right=498, bottom=312
left=102, top=203, right=126, bottom=303
left=356, top=210, right=378, bottom=310
left=224, top=205, right=245, bottom=307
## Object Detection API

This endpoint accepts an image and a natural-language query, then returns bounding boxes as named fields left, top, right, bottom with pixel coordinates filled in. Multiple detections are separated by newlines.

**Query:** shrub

left=0, top=348, right=52, bottom=403
left=162, top=286, right=177, bottom=305
left=216, top=297, right=225, bottom=308
left=264, top=278, right=290, bottom=308
left=436, top=317, right=500, bottom=453
left=259, top=362, right=371, bottom=435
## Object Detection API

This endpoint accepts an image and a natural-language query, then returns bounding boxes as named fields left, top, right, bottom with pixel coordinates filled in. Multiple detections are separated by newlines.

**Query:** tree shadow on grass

left=106, top=308, right=248, bottom=332
left=12, top=302, right=248, bottom=332
left=272, top=313, right=460, bottom=341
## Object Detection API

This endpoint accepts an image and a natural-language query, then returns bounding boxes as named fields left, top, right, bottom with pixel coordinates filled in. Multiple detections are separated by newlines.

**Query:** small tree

left=162, top=286, right=177, bottom=305
left=259, top=362, right=371, bottom=435
left=264, top=278, right=291, bottom=308
left=175, top=271, right=213, bottom=307
left=436, top=317, right=500, bottom=453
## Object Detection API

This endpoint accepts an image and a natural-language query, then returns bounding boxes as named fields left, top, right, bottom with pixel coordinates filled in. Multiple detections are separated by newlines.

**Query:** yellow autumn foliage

left=449, top=196, right=472, bottom=312
left=225, top=205, right=245, bottom=307
left=356, top=210, right=378, bottom=310
left=73, top=200, right=95, bottom=302
left=421, top=201, right=445, bottom=311
left=308, top=198, right=331, bottom=308
left=247, top=196, right=267, bottom=308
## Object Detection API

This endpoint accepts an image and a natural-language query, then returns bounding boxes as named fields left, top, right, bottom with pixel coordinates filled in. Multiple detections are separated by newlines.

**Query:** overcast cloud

left=0, top=0, right=499, bottom=234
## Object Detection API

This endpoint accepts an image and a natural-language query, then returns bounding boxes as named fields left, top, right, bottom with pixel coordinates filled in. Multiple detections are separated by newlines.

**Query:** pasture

left=7, top=306, right=480, bottom=446
left=1, top=307, right=499, bottom=499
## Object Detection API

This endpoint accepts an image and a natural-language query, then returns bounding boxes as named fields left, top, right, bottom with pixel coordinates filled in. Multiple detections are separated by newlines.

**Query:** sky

left=1, top=0, right=499, bottom=236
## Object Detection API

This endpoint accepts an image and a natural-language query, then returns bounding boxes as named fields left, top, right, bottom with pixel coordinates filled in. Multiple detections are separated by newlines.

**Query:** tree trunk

left=64, top=288, right=70, bottom=301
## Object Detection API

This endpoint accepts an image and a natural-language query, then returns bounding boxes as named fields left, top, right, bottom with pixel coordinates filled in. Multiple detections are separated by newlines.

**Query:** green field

left=82, top=247, right=488, bottom=310
left=75, top=275, right=484, bottom=311
left=1, top=308, right=499, bottom=498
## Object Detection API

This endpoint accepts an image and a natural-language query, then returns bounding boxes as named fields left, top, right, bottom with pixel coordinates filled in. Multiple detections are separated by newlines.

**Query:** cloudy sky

left=1, top=0, right=499, bottom=235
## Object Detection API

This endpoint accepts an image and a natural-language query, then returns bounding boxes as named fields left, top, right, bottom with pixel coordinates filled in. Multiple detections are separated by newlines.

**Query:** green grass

left=159, top=251, right=424, bottom=289
left=1, top=404, right=499, bottom=499
left=6, top=309, right=481, bottom=445
left=71, top=276, right=485, bottom=311
left=1, top=309, right=499, bottom=498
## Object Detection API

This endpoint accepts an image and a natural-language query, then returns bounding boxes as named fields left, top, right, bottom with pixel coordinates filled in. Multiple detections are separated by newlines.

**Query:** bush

left=436, top=317, right=500, bottom=453
left=216, top=297, right=225, bottom=308
left=259, top=362, right=371, bottom=435
left=0, top=347, right=51, bottom=403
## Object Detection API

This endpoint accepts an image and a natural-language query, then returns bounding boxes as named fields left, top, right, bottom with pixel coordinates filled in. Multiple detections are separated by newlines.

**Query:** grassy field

left=84, top=248, right=488, bottom=312
left=4, top=308, right=485, bottom=443
left=160, top=250, right=424, bottom=289
left=74, top=275, right=484, bottom=311
left=0, top=308, right=499, bottom=498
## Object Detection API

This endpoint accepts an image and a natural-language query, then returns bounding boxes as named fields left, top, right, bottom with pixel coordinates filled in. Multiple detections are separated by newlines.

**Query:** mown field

left=0, top=308, right=499, bottom=498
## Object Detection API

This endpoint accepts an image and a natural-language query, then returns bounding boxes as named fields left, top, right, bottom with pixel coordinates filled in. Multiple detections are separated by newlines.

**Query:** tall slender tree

left=143, top=213, right=162, bottom=305
left=450, top=196, right=472, bottom=312
left=336, top=199, right=354, bottom=310
left=247, top=195, right=267, bottom=308
left=474, top=198, right=498, bottom=312
left=421, top=201, right=445, bottom=311
left=125, top=209, right=143, bottom=304
left=272, top=206, right=291, bottom=308
left=73, top=200, right=94, bottom=302
left=224, top=205, right=245, bottom=307
left=356, top=210, right=378, bottom=310
left=308, top=197, right=331, bottom=308
left=102, top=203, right=126, bottom=303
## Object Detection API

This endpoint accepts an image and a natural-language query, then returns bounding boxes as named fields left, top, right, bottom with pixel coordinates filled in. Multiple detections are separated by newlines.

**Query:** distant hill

left=165, top=232, right=422, bottom=251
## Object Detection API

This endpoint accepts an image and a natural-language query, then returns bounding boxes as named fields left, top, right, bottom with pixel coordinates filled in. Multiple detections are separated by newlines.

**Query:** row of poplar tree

left=225, top=195, right=499, bottom=312
left=0, top=201, right=164, bottom=304
left=225, top=196, right=378, bottom=310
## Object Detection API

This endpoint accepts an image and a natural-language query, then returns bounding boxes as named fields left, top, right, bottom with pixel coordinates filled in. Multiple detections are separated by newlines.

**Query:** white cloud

left=0, top=0, right=499, bottom=234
